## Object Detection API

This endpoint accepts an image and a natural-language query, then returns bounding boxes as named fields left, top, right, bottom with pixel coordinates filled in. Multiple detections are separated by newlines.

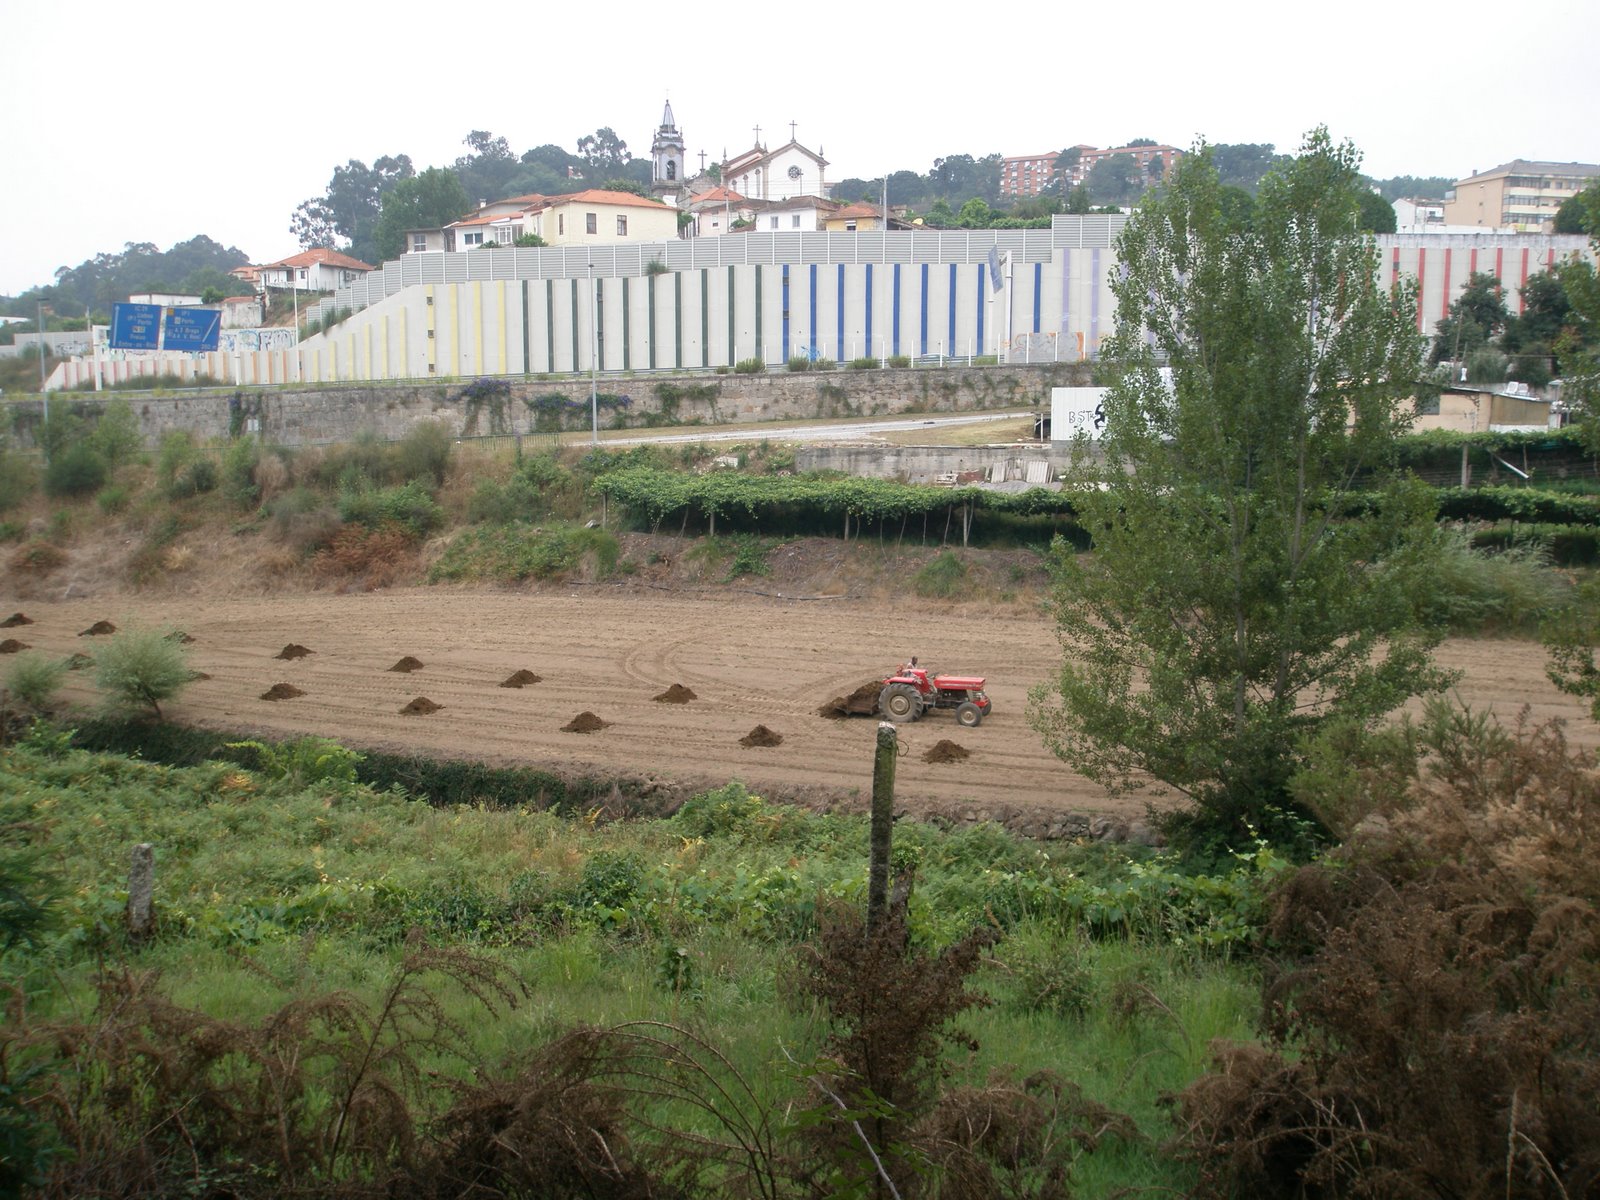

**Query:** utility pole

left=37, top=301, right=49, bottom=452
left=590, top=258, right=599, bottom=445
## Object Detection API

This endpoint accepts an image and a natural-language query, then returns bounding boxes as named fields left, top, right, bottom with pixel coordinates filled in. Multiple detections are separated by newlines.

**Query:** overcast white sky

left=2, top=0, right=1596, bottom=297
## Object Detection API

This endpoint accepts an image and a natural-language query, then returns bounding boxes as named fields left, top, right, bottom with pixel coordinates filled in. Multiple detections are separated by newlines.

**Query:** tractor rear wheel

left=955, top=700, right=983, bottom=728
left=880, top=683, right=921, bottom=723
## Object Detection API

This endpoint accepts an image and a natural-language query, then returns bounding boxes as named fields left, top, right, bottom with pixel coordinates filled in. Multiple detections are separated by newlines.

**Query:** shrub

left=888, top=354, right=911, bottom=368
left=8, top=541, right=66, bottom=573
left=221, top=437, right=261, bottom=509
left=311, top=525, right=419, bottom=588
left=786, top=356, right=813, bottom=373
left=1177, top=704, right=1600, bottom=1197
left=4, top=652, right=67, bottom=713
left=167, top=456, right=218, bottom=500
left=0, top=446, right=37, bottom=512
left=88, top=398, right=142, bottom=467
left=96, top=484, right=131, bottom=515
left=155, top=430, right=198, bottom=487
left=338, top=481, right=443, bottom=537
left=848, top=357, right=879, bottom=370
left=394, top=419, right=453, bottom=486
left=43, top=443, right=107, bottom=497
left=94, top=625, right=191, bottom=719
left=725, top=534, right=772, bottom=579
left=428, top=524, right=617, bottom=583
left=1416, top=527, right=1569, bottom=634
left=733, top=358, right=766, bottom=374
left=914, top=551, right=970, bottom=599
left=812, top=357, right=836, bottom=371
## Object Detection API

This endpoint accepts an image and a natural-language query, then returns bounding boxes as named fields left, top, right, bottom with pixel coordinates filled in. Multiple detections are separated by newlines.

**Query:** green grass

left=3, top=737, right=1269, bottom=1193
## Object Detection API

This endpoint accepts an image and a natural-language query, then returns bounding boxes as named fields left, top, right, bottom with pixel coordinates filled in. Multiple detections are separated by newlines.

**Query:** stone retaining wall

left=7, top=362, right=1093, bottom=450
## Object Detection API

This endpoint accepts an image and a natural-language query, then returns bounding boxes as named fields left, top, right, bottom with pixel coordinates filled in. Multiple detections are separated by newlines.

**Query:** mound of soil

left=562, top=711, right=609, bottom=733
left=923, top=739, right=971, bottom=764
left=65, top=653, right=93, bottom=671
left=400, top=696, right=442, bottom=715
left=654, top=683, right=697, bottom=703
left=0, top=639, right=27, bottom=654
left=500, top=669, right=543, bottom=688
left=0, top=613, right=32, bottom=628
left=190, top=671, right=212, bottom=681
left=818, top=679, right=882, bottom=719
left=80, top=621, right=117, bottom=637
left=388, top=656, right=425, bottom=673
left=167, top=631, right=196, bottom=644
left=740, top=725, right=784, bottom=748
left=260, top=683, right=304, bottom=701
left=275, top=644, right=313, bottom=660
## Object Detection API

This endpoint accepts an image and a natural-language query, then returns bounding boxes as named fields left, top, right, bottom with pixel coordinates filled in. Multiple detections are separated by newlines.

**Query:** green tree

left=374, top=168, right=472, bottom=262
left=1084, top=154, right=1140, bottom=205
left=1027, top=130, right=1453, bottom=852
left=1556, top=186, right=1600, bottom=451
left=1357, top=188, right=1397, bottom=232
left=1429, top=271, right=1510, bottom=365
left=1544, top=575, right=1600, bottom=722
left=1065, top=185, right=1092, bottom=215
left=956, top=198, right=993, bottom=228
left=577, top=127, right=632, bottom=177
left=290, top=155, right=414, bottom=264
left=1208, top=143, right=1292, bottom=193
left=453, top=131, right=519, bottom=204
left=94, top=626, right=192, bottom=720
left=1554, top=187, right=1595, bottom=235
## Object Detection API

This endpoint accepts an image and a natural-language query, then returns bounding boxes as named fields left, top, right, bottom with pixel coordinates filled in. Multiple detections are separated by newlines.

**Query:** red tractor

left=878, top=658, right=992, bottom=728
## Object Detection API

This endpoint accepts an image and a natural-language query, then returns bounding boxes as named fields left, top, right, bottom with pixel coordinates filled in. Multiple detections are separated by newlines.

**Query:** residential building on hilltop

left=258, top=248, right=375, bottom=292
left=999, top=152, right=1063, bottom=199
left=404, top=190, right=678, bottom=252
left=1073, top=143, right=1182, bottom=185
left=1443, top=160, right=1600, bottom=232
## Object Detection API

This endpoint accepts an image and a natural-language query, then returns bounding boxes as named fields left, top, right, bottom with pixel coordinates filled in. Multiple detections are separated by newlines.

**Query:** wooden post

left=127, top=843, right=155, bottom=943
left=868, top=721, right=897, bottom=930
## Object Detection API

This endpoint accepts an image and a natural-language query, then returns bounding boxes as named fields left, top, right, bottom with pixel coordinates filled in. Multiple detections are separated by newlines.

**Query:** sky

left=2, top=0, right=1597, bottom=297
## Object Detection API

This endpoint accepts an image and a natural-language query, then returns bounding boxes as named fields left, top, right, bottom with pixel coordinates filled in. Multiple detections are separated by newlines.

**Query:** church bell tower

left=651, top=100, right=686, bottom=204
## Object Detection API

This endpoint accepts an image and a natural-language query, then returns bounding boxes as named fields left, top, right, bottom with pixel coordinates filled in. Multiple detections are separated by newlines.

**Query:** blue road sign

left=162, top=307, right=221, bottom=352
left=109, top=303, right=162, bottom=350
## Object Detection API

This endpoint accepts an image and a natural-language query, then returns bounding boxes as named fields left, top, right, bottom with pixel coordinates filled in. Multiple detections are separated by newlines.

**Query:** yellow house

left=1443, top=160, right=1600, bottom=232
left=533, top=189, right=679, bottom=246
left=822, top=202, right=904, bottom=232
left=1414, top=385, right=1553, bottom=434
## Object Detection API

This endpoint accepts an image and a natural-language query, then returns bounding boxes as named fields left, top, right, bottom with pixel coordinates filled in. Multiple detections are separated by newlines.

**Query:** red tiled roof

left=551, top=189, right=671, bottom=209
left=262, top=247, right=375, bottom=271
left=693, top=186, right=746, bottom=204
left=831, top=203, right=884, bottom=219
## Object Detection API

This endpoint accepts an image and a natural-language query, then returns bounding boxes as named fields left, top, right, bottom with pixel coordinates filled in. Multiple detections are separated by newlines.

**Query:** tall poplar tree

left=1029, top=129, right=1454, bottom=851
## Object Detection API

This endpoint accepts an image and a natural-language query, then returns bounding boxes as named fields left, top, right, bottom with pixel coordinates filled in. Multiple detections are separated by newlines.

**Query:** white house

left=258, top=248, right=375, bottom=292
left=756, top=195, right=842, bottom=233
left=686, top=186, right=758, bottom=237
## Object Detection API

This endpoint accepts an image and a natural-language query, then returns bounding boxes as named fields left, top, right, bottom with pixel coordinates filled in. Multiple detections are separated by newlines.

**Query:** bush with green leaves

left=914, top=551, right=970, bottom=598
left=88, top=399, right=142, bottom=468
left=393, top=420, right=454, bottom=486
left=221, top=437, right=260, bottom=509
left=428, top=524, right=618, bottom=583
left=0, top=443, right=38, bottom=513
left=93, top=626, right=191, bottom=719
left=1415, top=526, right=1570, bottom=634
left=337, top=480, right=443, bottom=538
left=167, top=456, right=218, bottom=500
left=786, top=356, right=813, bottom=372
left=155, top=430, right=198, bottom=488
left=43, top=443, right=107, bottom=497
left=732, top=358, right=765, bottom=374
left=96, top=484, right=131, bottom=515
left=848, top=357, right=879, bottom=370
left=3, top=652, right=68, bottom=715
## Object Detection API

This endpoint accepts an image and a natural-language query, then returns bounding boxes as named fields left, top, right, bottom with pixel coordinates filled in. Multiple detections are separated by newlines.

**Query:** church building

left=650, top=100, right=687, bottom=205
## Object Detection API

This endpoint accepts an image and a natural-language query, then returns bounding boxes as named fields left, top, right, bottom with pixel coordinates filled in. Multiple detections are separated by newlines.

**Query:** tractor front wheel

left=954, top=700, right=983, bottom=728
left=880, top=683, right=921, bottom=723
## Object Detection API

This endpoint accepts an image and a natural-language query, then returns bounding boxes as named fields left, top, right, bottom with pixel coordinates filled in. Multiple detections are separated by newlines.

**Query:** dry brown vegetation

left=1174, top=706, right=1600, bottom=1198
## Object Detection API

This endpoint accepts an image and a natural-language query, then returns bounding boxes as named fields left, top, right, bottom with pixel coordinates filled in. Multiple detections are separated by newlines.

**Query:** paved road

left=600, top=410, right=1033, bottom=447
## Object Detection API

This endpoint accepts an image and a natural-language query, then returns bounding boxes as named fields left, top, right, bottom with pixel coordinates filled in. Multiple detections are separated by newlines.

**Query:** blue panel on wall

left=920, top=264, right=928, bottom=356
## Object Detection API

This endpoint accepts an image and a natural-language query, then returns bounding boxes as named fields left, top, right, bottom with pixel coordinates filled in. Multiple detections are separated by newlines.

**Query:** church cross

left=698, top=150, right=707, bottom=171
left=753, top=124, right=761, bottom=147
left=789, top=120, right=797, bottom=142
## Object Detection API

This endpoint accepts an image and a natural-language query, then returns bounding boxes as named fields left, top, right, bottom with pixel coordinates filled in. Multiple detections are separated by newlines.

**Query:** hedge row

left=1469, top=523, right=1600, bottom=566
left=65, top=719, right=671, bottom=815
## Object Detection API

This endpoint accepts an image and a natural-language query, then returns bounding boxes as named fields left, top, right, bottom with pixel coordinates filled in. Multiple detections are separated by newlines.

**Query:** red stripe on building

left=1415, top=248, right=1426, bottom=332
left=1441, top=249, right=1452, bottom=321
left=1469, top=248, right=1477, bottom=279
left=1521, top=248, right=1530, bottom=295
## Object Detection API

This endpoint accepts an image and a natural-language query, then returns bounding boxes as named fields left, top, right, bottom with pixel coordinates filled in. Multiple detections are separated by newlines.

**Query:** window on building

left=792, top=215, right=801, bottom=228
left=586, top=213, right=597, bottom=235
left=666, top=161, right=676, bottom=180
left=297, top=268, right=307, bottom=281
left=558, top=214, right=565, bottom=235
left=617, top=215, right=627, bottom=235
left=411, top=234, right=427, bottom=252
left=770, top=216, right=779, bottom=229
left=463, top=231, right=483, bottom=246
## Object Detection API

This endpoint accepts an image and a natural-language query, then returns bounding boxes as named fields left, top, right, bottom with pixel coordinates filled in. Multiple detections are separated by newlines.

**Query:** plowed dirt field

left=11, top=588, right=1593, bottom=824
